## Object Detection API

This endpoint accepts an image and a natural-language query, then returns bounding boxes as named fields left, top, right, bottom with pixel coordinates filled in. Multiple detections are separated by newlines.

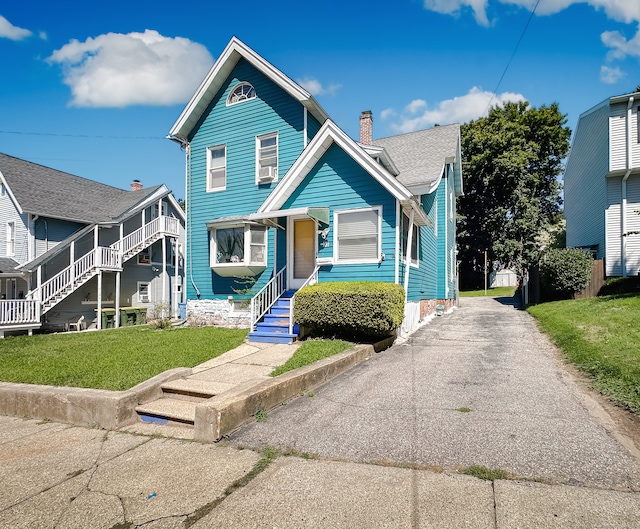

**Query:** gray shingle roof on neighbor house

left=0, top=257, right=19, bottom=273
left=373, top=123, right=460, bottom=191
left=0, top=153, right=163, bottom=224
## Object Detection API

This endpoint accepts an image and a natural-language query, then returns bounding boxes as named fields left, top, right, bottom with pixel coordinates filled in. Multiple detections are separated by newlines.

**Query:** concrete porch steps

left=131, top=341, right=302, bottom=434
left=136, top=398, right=198, bottom=425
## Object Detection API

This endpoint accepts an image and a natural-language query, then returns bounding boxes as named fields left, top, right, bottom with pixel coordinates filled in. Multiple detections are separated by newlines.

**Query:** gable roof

left=258, top=120, right=431, bottom=226
left=169, top=37, right=329, bottom=142
left=373, top=123, right=463, bottom=196
left=0, top=153, right=172, bottom=224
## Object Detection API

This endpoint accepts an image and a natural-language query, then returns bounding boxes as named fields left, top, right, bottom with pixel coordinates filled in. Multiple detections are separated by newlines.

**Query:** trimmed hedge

left=294, top=282, right=405, bottom=338
left=540, top=247, right=593, bottom=300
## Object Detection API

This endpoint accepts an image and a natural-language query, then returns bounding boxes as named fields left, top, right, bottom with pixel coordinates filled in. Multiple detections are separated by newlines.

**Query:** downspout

left=185, top=142, right=200, bottom=298
left=403, top=209, right=415, bottom=303
left=622, top=96, right=634, bottom=278
left=30, top=215, right=39, bottom=262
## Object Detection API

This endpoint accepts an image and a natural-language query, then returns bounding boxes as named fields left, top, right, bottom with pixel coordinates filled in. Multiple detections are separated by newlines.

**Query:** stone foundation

left=187, top=299, right=250, bottom=328
left=420, top=298, right=457, bottom=319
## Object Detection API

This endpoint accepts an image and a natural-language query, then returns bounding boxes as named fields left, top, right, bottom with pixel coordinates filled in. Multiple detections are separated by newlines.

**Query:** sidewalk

left=1, top=414, right=639, bottom=528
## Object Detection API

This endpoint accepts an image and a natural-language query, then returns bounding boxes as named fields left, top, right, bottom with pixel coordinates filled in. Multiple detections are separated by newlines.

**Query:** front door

left=289, top=217, right=316, bottom=290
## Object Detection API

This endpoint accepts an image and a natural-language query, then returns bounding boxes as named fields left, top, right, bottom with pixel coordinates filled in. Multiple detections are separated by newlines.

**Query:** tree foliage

left=457, top=101, right=571, bottom=288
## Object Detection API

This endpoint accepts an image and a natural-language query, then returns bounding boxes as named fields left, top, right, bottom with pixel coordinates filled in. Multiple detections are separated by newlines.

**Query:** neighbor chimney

left=131, top=180, right=143, bottom=191
left=360, top=110, right=373, bottom=145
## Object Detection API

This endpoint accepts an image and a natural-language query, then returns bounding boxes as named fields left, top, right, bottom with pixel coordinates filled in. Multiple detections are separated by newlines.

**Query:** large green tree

left=457, top=101, right=571, bottom=288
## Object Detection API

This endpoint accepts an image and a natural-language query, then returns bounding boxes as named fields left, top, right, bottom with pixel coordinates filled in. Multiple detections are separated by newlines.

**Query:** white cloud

left=600, top=65, right=626, bottom=83
left=405, top=99, right=427, bottom=113
left=422, top=0, right=490, bottom=26
left=297, top=77, right=341, bottom=96
left=0, top=15, right=32, bottom=40
left=390, top=87, right=527, bottom=133
left=380, top=108, right=397, bottom=120
left=427, top=0, right=640, bottom=25
left=602, top=25, right=640, bottom=61
left=48, top=30, right=214, bottom=108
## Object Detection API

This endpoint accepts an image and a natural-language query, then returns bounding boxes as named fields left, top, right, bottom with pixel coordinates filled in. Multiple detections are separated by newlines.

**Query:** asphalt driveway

left=230, top=296, right=640, bottom=489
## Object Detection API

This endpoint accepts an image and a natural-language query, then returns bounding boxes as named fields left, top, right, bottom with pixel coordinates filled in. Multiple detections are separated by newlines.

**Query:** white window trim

left=226, top=82, right=256, bottom=106
left=137, top=281, right=150, bottom=304
left=255, top=132, right=279, bottom=185
left=137, top=250, right=151, bottom=265
left=206, top=144, right=226, bottom=193
left=209, top=223, right=267, bottom=269
left=6, top=221, right=15, bottom=257
left=333, top=206, right=382, bottom=264
left=401, top=212, right=419, bottom=268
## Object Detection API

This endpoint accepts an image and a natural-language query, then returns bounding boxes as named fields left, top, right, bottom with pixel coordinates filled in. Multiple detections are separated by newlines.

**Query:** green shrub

left=294, top=282, right=404, bottom=339
left=540, top=248, right=592, bottom=300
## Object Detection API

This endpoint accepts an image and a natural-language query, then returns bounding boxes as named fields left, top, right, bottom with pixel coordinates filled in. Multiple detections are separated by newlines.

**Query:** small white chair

left=68, top=315, right=85, bottom=332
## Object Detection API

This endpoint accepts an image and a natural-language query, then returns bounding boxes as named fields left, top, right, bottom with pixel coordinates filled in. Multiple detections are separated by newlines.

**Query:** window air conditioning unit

left=258, top=166, right=276, bottom=183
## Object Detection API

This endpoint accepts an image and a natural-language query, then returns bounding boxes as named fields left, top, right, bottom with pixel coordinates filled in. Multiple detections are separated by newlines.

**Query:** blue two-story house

left=168, top=37, right=462, bottom=342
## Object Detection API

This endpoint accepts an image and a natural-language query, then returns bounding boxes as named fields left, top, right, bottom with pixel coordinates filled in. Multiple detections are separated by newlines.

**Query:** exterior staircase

left=248, top=290, right=299, bottom=344
left=135, top=378, right=223, bottom=428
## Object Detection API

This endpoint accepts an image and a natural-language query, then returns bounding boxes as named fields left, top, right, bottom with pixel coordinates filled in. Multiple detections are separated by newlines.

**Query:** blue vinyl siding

left=285, top=143, right=396, bottom=283
left=186, top=59, right=308, bottom=299
left=400, top=192, right=439, bottom=301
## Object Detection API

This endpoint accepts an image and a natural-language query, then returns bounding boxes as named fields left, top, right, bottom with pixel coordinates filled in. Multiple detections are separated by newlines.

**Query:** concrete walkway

left=2, top=297, right=640, bottom=527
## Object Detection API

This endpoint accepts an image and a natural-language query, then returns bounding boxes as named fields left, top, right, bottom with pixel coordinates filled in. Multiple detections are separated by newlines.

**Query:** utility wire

left=484, top=0, right=541, bottom=117
left=0, top=129, right=164, bottom=140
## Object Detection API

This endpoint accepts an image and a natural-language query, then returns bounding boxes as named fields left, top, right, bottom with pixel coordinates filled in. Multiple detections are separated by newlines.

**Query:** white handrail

left=0, top=300, right=40, bottom=325
left=289, top=266, right=319, bottom=335
left=250, top=267, right=286, bottom=331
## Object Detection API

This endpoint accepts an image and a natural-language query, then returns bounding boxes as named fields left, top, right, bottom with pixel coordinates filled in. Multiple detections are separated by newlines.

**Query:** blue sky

left=1, top=0, right=639, bottom=200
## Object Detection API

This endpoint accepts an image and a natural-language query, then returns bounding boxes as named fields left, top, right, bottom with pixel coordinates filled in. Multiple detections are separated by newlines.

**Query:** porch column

left=162, top=236, right=167, bottom=317
left=115, top=271, right=121, bottom=329
left=70, top=241, right=75, bottom=284
left=37, top=266, right=42, bottom=302
left=403, top=210, right=415, bottom=304
left=173, top=239, right=179, bottom=318
left=97, top=271, right=102, bottom=330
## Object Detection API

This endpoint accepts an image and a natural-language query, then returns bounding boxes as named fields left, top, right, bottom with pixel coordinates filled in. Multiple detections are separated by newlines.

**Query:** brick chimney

left=359, top=110, right=373, bottom=145
left=130, top=180, right=143, bottom=191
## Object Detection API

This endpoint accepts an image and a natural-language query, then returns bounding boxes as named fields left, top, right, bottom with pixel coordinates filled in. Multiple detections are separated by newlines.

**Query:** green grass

left=528, top=294, right=640, bottom=413
left=0, top=326, right=248, bottom=391
left=270, top=338, right=352, bottom=377
left=459, top=286, right=517, bottom=297
left=461, top=465, right=509, bottom=481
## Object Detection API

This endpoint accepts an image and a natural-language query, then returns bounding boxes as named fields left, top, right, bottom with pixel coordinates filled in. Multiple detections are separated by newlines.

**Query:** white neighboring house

left=0, top=153, right=185, bottom=337
left=564, top=89, right=640, bottom=277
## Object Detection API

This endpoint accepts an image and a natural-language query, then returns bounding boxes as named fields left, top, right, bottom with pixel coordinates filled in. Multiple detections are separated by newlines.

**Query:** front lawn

left=270, top=339, right=352, bottom=377
left=459, top=286, right=518, bottom=297
left=0, top=326, right=248, bottom=391
left=527, top=294, right=640, bottom=413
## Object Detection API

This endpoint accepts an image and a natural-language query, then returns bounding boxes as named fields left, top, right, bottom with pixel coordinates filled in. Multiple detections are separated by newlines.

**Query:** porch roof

left=248, top=207, right=330, bottom=226
left=0, top=257, right=19, bottom=273
left=206, top=207, right=330, bottom=229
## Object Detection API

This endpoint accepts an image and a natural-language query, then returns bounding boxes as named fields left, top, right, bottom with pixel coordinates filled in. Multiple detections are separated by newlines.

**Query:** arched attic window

left=227, top=82, right=256, bottom=105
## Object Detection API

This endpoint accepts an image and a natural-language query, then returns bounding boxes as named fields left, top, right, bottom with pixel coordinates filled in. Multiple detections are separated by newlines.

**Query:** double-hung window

left=6, top=222, right=15, bottom=257
left=207, top=145, right=226, bottom=192
left=256, top=132, right=278, bottom=183
left=401, top=212, right=418, bottom=266
left=334, top=207, right=381, bottom=263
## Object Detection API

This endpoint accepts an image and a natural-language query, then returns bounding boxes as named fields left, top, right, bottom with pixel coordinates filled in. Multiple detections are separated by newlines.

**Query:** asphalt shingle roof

left=0, top=153, right=163, bottom=224
left=0, top=257, right=18, bottom=273
left=373, top=123, right=460, bottom=190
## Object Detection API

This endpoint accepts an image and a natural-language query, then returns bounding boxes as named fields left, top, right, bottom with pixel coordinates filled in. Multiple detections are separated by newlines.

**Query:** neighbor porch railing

left=250, top=266, right=287, bottom=331
left=113, top=215, right=180, bottom=260
left=289, top=266, right=319, bottom=335
left=0, top=300, right=40, bottom=325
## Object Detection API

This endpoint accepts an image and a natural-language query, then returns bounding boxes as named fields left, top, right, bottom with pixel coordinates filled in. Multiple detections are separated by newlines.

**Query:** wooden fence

left=575, top=259, right=605, bottom=299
